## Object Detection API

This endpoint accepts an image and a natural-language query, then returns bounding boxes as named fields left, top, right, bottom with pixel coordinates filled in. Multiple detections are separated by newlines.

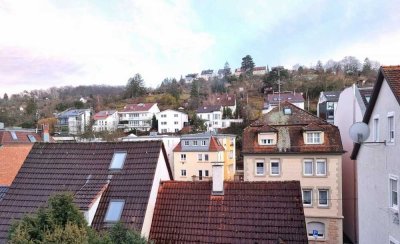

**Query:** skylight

left=104, top=200, right=125, bottom=222
left=283, top=108, right=292, bottom=115
left=27, top=135, right=36, bottom=142
left=109, top=152, right=127, bottom=170
left=10, top=131, right=18, bottom=140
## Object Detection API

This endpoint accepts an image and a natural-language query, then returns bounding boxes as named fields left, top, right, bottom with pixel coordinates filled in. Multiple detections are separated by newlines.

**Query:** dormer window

left=10, top=131, right=18, bottom=140
left=104, top=200, right=125, bottom=222
left=258, top=133, right=277, bottom=146
left=260, top=139, right=274, bottom=145
left=109, top=152, right=127, bottom=170
left=306, top=132, right=322, bottom=144
left=283, top=108, right=292, bottom=115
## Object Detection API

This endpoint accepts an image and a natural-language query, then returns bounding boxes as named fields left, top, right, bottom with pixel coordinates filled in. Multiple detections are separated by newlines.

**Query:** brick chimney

left=42, top=124, right=50, bottom=142
left=212, top=163, right=224, bottom=195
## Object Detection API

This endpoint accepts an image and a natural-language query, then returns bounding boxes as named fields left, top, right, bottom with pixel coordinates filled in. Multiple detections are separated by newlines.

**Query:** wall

left=173, top=151, right=223, bottom=180
left=357, top=79, right=400, bottom=244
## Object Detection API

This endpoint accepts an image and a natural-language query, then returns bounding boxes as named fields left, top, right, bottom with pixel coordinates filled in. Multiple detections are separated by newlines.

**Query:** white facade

left=118, top=103, right=160, bottom=131
left=198, top=111, right=243, bottom=132
left=92, top=111, right=119, bottom=132
left=356, top=79, right=400, bottom=244
left=156, top=109, right=188, bottom=134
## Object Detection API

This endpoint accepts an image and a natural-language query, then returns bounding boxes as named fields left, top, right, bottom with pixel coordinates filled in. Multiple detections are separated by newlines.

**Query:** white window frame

left=303, top=159, right=313, bottom=176
left=201, top=140, right=207, bottom=146
left=374, top=115, right=380, bottom=142
left=174, top=114, right=178, bottom=117
left=104, top=200, right=125, bottom=222
left=205, top=170, right=209, bottom=177
left=174, top=121, right=178, bottom=125
left=184, top=141, right=189, bottom=146
left=318, top=189, right=329, bottom=207
left=193, top=141, right=198, bottom=146
left=302, top=189, right=313, bottom=206
left=181, top=154, right=186, bottom=161
left=181, top=169, right=186, bottom=177
left=255, top=160, right=265, bottom=176
left=260, top=138, right=274, bottom=145
left=198, top=154, right=203, bottom=161
left=269, top=160, right=280, bottom=176
left=307, top=222, right=325, bottom=238
left=389, top=174, right=399, bottom=211
left=109, top=152, right=127, bottom=170
left=306, top=132, right=322, bottom=144
left=316, top=159, right=327, bottom=176
left=388, top=112, right=395, bottom=144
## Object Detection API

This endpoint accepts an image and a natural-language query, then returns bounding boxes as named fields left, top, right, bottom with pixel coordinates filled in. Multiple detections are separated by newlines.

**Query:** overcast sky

left=1, top=0, right=399, bottom=95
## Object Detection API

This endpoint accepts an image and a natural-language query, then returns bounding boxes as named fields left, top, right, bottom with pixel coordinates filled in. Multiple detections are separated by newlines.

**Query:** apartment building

left=118, top=103, right=160, bottom=132
left=156, top=109, right=188, bottom=134
left=92, top=110, right=119, bottom=132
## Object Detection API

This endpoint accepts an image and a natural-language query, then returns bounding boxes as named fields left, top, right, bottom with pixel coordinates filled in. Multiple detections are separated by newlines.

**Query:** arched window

left=307, top=222, right=325, bottom=238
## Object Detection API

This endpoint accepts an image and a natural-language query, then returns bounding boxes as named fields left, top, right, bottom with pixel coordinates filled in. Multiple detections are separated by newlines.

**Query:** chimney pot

left=212, top=163, right=224, bottom=195
left=42, top=124, right=50, bottom=143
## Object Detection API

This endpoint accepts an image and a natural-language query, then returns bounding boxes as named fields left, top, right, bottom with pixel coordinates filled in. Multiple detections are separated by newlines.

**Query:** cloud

left=0, top=0, right=215, bottom=94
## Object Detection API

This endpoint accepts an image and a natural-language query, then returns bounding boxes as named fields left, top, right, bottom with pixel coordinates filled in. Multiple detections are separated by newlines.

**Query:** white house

left=92, top=110, right=119, bottom=132
left=118, top=103, right=160, bottom=132
left=156, top=109, right=188, bottom=134
left=317, top=91, right=341, bottom=123
left=351, top=66, right=400, bottom=244
left=200, top=69, right=214, bottom=80
left=185, top=73, right=198, bottom=83
left=334, top=84, right=372, bottom=243
left=262, top=92, right=304, bottom=114
left=197, top=105, right=242, bottom=132
left=252, top=66, right=267, bottom=76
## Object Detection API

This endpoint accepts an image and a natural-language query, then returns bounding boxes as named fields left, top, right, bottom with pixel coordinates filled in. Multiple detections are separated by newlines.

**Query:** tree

left=125, top=73, right=146, bottom=98
left=316, top=60, right=324, bottom=74
left=241, top=55, right=255, bottom=75
left=25, top=98, right=37, bottom=115
left=189, top=80, right=200, bottom=108
left=151, top=114, right=158, bottom=131
left=340, top=56, right=361, bottom=75
left=223, top=62, right=231, bottom=77
left=191, top=114, right=206, bottom=132
left=362, top=57, right=372, bottom=76
left=3, top=93, right=8, bottom=101
left=73, top=100, right=85, bottom=109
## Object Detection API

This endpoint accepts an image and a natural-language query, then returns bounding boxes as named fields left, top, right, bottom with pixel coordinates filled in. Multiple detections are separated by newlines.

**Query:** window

left=306, top=132, right=321, bottom=144
left=388, top=113, right=395, bottom=143
left=256, top=161, right=265, bottom=175
left=109, top=152, right=127, bottom=170
left=161, top=122, right=167, bottom=125
left=174, top=121, right=178, bottom=125
left=184, top=141, right=189, bottom=146
left=161, top=114, right=167, bottom=118
left=133, top=121, right=139, bottom=126
left=175, top=128, right=179, bottom=132
left=302, top=189, right=312, bottom=206
left=283, top=108, right=292, bottom=115
left=27, top=134, right=36, bottom=142
left=181, top=154, right=186, bottom=161
left=318, top=189, right=329, bottom=207
left=174, top=114, right=178, bottom=117
left=201, top=140, right=207, bottom=146
left=307, top=222, right=325, bottom=238
left=316, top=160, right=327, bottom=176
left=303, top=159, right=313, bottom=176
left=374, top=116, right=379, bottom=142
left=260, top=139, right=274, bottom=145
left=104, top=200, right=125, bottom=222
left=161, top=129, right=167, bottom=133
left=198, top=154, right=203, bottom=161
left=10, top=131, right=18, bottom=140
left=133, top=113, right=139, bottom=117
left=390, top=176, right=398, bottom=210
left=270, top=160, right=280, bottom=176
left=193, top=141, right=198, bottom=146
left=181, top=169, right=186, bottom=176
left=205, top=170, right=209, bottom=177
left=204, top=154, right=209, bottom=161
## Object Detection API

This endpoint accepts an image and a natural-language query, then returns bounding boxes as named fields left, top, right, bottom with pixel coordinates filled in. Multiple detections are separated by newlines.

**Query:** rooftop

left=57, top=108, right=91, bottom=118
left=267, top=92, right=305, bottom=105
left=196, top=105, right=222, bottom=113
left=121, top=103, right=157, bottom=112
left=93, top=110, right=116, bottom=120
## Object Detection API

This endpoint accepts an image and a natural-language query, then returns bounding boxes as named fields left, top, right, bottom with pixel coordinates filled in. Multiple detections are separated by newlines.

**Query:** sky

left=1, top=0, right=399, bottom=95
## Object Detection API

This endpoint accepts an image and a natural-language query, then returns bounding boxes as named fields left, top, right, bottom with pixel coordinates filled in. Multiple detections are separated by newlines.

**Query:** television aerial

left=349, top=122, right=370, bottom=143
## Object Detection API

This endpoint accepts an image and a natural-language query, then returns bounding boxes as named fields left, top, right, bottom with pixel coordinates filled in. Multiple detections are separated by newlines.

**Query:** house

left=173, top=133, right=236, bottom=181
left=253, top=66, right=267, bottom=76
left=208, top=93, right=237, bottom=114
left=156, top=109, right=188, bottom=134
left=196, top=105, right=242, bottom=132
left=118, top=103, right=160, bottom=132
left=243, top=102, right=344, bottom=243
left=0, top=141, right=172, bottom=243
left=0, top=125, right=51, bottom=187
left=334, top=84, right=373, bottom=243
left=217, top=68, right=230, bottom=79
left=55, top=108, right=92, bottom=135
left=351, top=66, right=400, bottom=244
left=200, top=69, right=214, bottom=80
left=185, top=73, right=198, bottom=83
left=149, top=166, right=308, bottom=243
left=263, top=91, right=305, bottom=114
left=317, top=91, right=341, bottom=123
left=92, top=110, right=119, bottom=132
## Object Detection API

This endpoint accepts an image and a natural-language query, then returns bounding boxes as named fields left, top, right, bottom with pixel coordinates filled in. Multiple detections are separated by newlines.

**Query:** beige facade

left=244, top=154, right=343, bottom=243
left=215, top=135, right=236, bottom=180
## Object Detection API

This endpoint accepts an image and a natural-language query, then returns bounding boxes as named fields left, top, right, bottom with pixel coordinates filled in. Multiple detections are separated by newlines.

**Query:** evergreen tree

left=223, top=62, right=231, bottom=77
left=190, top=80, right=200, bottom=108
left=362, top=57, right=372, bottom=76
left=241, top=55, right=255, bottom=75
left=3, top=93, right=8, bottom=101
left=125, top=73, right=146, bottom=98
left=25, top=98, right=37, bottom=115
left=151, top=114, right=158, bottom=131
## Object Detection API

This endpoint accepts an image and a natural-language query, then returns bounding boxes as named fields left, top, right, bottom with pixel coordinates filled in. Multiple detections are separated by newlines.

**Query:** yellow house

left=243, top=102, right=344, bottom=244
left=173, top=133, right=236, bottom=181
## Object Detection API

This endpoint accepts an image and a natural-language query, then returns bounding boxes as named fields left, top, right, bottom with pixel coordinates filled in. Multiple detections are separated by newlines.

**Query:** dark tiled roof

left=196, top=105, right=221, bottom=113
left=321, top=91, right=341, bottom=102
left=0, top=141, right=172, bottom=242
left=243, top=102, right=343, bottom=154
left=173, top=136, right=225, bottom=152
left=352, top=66, right=400, bottom=159
left=0, top=187, right=8, bottom=201
left=150, top=181, right=308, bottom=243
left=121, top=103, right=157, bottom=112
left=201, top=69, right=213, bottom=75
left=267, top=93, right=305, bottom=105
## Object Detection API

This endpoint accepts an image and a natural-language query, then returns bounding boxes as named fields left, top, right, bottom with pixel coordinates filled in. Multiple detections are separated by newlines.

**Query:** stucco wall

left=173, top=151, right=223, bottom=180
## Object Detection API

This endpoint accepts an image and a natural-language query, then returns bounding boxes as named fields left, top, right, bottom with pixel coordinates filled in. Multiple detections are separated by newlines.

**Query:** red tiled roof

left=207, top=94, right=236, bottom=107
left=0, top=130, right=43, bottom=144
left=93, top=110, right=116, bottom=120
left=0, top=141, right=172, bottom=242
left=382, top=66, right=400, bottom=102
left=243, top=102, right=343, bottom=154
left=253, top=66, right=266, bottom=71
left=150, top=181, right=308, bottom=243
left=121, top=103, right=156, bottom=112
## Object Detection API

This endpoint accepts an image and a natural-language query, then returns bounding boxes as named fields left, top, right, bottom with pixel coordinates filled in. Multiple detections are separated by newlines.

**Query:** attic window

left=27, top=135, right=37, bottom=142
left=283, top=108, right=292, bottom=115
left=104, top=200, right=125, bottom=222
left=109, top=152, right=127, bottom=170
left=10, top=131, right=18, bottom=140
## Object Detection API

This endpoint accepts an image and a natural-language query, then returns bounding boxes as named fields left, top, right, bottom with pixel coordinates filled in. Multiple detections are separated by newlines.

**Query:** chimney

left=212, top=163, right=224, bottom=195
left=42, top=124, right=50, bottom=142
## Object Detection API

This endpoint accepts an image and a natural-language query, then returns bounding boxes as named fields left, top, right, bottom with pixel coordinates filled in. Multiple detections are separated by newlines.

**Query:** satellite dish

left=349, top=122, right=370, bottom=143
